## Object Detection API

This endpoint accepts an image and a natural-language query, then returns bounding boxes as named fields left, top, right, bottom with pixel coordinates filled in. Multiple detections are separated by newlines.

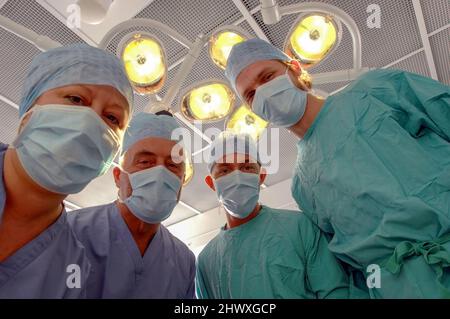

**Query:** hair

left=281, top=60, right=312, bottom=90
left=299, top=67, right=312, bottom=90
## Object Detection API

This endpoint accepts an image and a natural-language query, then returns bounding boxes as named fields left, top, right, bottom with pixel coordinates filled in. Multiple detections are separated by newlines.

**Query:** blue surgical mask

left=121, top=166, right=182, bottom=224
left=214, top=170, right=260, bottom=219
left=12, top=104, right=121, bottom=194
left=252, top=69, right=307, bottom=128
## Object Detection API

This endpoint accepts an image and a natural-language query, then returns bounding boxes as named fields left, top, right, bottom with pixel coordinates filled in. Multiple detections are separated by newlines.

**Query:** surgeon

left=0, top=43, right=134, bottom=298
left=68, top=112, right=196, bottom=299
left=195, top=132, right=350, bottom=299
left=225, top=38, right=450, bottom=298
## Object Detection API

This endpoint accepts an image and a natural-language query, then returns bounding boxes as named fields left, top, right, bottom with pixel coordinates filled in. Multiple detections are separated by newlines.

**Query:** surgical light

left=120, top=33, right=167, bottom=95
left=181, top=81, right=235, bottom=122
left=285, top=13, right=341, bottom=67
left=225, top=105, right=268, bottom=141
left=209, top=27, right=250, bottom=70
left=183, top=155, right=194, bottom=186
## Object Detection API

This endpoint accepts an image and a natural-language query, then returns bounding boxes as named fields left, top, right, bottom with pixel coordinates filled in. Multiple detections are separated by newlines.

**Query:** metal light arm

left=98, top=18, right=193, bottom=49
left=0, top=15, right=61, bottom=51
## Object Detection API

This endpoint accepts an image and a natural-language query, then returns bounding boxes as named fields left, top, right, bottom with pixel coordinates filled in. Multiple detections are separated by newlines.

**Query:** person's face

left=20, top=84, right=130, bottom=138
left=205, top=153, right=266, bottom=191
left=235, top=59, right=307, bottom=107
left=114, top=137, right=185, bottom=200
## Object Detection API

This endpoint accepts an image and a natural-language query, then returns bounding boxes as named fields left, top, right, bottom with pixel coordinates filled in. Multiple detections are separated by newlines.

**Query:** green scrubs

left=291, top=69, right=450, bottom=298
left=196, top=206, right=350, bottom=299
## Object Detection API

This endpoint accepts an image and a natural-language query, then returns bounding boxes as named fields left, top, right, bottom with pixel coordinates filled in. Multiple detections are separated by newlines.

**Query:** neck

left=226, top=203, right=262, bottom=229
left=0, top=148, right=65, bottom=261
left=289, top=93, right=326, bottom=138
left=116, top=201, right=159, bottom=256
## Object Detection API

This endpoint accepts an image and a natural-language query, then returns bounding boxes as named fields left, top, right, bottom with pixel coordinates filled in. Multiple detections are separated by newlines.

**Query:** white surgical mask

left=12, top=104, right=121, bottom=194
left=214, top=170, right=260, bottom=219
left=120, top=166, right=182, bottom=224
left=252, top=68, right=307, bottom=128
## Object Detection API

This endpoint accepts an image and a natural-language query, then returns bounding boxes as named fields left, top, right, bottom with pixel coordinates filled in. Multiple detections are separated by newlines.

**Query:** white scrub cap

left=19, top=43, right=134, bottom=117
left=207, top=131, right=260, bottom=173
left=121, top=112, right=183, bottom=155
left=225, top=38, right=291, bottom=92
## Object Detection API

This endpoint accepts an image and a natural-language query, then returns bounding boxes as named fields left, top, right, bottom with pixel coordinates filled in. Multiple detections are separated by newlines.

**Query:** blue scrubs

left=67, top=202, right=196, bottom=298
left=0, top=143, right=90, bottom=298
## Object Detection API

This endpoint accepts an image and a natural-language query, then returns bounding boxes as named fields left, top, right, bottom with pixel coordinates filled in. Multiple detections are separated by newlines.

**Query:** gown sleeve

left=299, top=215, right=350, bottom=298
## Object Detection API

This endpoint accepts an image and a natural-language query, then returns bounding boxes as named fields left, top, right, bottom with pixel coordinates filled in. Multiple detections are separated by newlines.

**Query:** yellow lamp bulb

left=210, top=31, right=246, bottom=69
left=182, top=83, right=235, bottom=121
left=183, top=156, right=194, bottom=186
left=122, top=35, right=166, bottom=88
left=226, top=105, right=268, bottom=140
left=288, top=14, right=338, bottom=64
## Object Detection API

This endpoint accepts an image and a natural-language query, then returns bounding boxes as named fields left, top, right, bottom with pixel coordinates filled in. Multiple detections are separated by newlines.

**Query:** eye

left=65, top=95, right=85, bottom=106
left=105, top=113, right=120, bottom=126
left=136, top=158, right=155, bottom=169
left=168, top=162, right=179, bottom=169
left=246, top=90, right=255, bottom=104
left=264, top=72, right=274, bottom=82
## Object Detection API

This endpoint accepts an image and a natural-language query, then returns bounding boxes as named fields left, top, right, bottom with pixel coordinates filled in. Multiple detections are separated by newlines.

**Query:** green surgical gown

left=291, top=69, right=450, bottom=298
left=196, top=206, right=350, bottom=299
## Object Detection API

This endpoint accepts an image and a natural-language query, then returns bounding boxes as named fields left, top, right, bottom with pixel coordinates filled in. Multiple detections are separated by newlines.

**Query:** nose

left=88, top=101, right=104, bottom=119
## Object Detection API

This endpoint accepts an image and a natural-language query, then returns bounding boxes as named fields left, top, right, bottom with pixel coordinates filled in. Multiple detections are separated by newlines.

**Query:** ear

left=289, top=59, right=302, bottom=76
left=17, top=109, right=34, bottom=134
left=205, top=175, right=216, bottom=191
left=113, top=166, right=122, bottom=188
left=259, top=167, right=267, bottom=185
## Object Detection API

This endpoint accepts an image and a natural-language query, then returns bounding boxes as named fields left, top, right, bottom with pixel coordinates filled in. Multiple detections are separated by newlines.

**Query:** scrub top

left=0, top=143, right=90, bottom=298
left=68, top=202, right=196, bottom=299
left=291, top=69, right=450, bottom=298
left=196, top=206, right=350, bottom=299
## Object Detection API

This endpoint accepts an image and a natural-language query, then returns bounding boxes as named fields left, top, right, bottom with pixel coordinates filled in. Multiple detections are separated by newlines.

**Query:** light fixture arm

left=160, top=34, right=207, bottom=108
left=0, top=15, right=61, bottom=51
left=98, top=18, right=193, bottom=49
left=312, top=67, right=372, bottom=85
left=260, top=1, right=362, bottom=70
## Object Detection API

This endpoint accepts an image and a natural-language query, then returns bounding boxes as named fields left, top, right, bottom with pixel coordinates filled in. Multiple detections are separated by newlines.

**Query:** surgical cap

left=121, top=112, right=183, bottom=155
left=225, top=38, right=291, bottom=92
left=19, top=43, right=134, bottom=117
left=207, top=132, right=260, bottom=173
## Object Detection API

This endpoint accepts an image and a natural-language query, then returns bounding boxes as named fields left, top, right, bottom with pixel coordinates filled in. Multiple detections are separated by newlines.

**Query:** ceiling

left=0, top=0, right=449, bottom=252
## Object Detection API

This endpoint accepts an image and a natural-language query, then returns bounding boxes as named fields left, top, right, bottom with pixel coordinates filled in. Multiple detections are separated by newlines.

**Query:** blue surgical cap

left=19, top=43, right=134, bottom=117
left=225, top=38, right=291, bottom=93
left=207, top=132, right=260, bottom=173
left=121, top=112, right=183, bottom=155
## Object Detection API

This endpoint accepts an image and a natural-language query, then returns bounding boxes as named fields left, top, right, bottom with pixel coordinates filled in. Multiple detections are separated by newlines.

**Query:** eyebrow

left=79, top=84, right=129, bottom=112
left=133, top=151, right=156, bottom=159
left=76, top=84, right=93, bottom=95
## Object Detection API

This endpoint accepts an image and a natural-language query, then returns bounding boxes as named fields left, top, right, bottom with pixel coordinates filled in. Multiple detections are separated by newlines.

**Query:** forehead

left=215, top=153, right=257, bottom=165
left=46, top=84, right=129, bottom=106
left=126, top=137, right=183, bottom=158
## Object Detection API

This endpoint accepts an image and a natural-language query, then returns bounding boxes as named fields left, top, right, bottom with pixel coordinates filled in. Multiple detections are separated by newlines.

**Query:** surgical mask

left=214, top=170, right=260, bottom=219
left=121, top=166, right=182, bottom=224
left=12, top=104, right=121, bottom=194
left=252, top=68, right=307, bottom=128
